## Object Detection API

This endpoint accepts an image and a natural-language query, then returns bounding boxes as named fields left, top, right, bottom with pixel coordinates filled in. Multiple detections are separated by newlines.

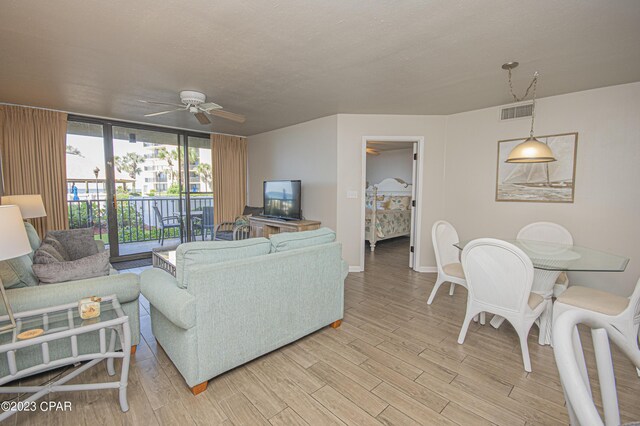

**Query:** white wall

left=247, top=115, right=338, bottom=230
left=444, top=82, right=640, bottom=296
left=337, top=114, right=448, bottom=270
left=246, top=82, right=640, bottom=296
left=366, top=148, right=414, bottom=185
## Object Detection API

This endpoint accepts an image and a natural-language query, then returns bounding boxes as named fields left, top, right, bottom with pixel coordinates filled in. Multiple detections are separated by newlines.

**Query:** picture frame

left=495, top=132, right=578, bottom=203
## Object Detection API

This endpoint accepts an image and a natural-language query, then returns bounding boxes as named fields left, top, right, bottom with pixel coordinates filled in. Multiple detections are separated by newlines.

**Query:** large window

left=65, top=117, right=210, bottom=260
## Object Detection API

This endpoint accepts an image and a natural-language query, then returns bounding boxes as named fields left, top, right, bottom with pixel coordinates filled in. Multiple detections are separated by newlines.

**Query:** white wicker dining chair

left=458, top=238, right=546, bottom=372
left=554, top=277, right=640, bottom=378
left=517, top=221, right=574, bottom=297
left=553, top=309, right=640, bottom=426
left=428, top=220, right=467, bottom=305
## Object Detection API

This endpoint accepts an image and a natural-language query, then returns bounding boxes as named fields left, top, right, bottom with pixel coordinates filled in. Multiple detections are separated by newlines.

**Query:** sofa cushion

left=46, top=228, right=98, bottom=261
left=24, top=222, right=41, bottom=258
left=0, top=255, right=38, bottom=289
left=33, top=251, right=111, bottom=284
left=269, top=227, right=336, bottom=253
left=176, top=238, right=271, bottom=289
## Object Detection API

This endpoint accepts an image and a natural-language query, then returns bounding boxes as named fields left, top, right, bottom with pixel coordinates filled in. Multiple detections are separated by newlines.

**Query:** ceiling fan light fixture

left=506, top=137, right=556, bottom=163
left=140, top=91, right=246, bottom=125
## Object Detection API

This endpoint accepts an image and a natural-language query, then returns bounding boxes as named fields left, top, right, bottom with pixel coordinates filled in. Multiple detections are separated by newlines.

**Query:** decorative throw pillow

left=46, top=228, right=98, bottom=261
left=33, top=243, right=67, bottom=264
left=375, top=197, right=390, bottom=210
left=33, top=251, right=111, bottom=284
left=43, top=236, right=70, bottom=260
left=389, top=196, right=411, bottom=210
left=234, top=214, right=251, bottom=228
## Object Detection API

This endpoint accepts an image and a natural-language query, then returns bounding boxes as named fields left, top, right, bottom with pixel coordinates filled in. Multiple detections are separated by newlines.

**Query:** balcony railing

left=67, top=196, right=213, bottom=245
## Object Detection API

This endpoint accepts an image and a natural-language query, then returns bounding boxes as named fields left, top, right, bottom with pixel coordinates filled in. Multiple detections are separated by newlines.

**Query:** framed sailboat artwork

left=496, top=132, right=578, bottom=203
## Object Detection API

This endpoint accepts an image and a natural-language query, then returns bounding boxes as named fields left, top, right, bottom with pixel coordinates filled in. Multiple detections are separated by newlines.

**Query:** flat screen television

left=263, top=180, right=302, bottom=220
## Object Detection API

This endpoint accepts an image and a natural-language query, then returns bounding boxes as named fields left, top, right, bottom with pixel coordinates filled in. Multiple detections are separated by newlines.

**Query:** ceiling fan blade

left=194, top=112, right=211, bottom=125
left=199, top=102, right=222, bottom=111
left=139, top=99, right=185, bottom=108
left=208, top=109, right=246, bottom=123
left=144, top=108, right=185, bottom=117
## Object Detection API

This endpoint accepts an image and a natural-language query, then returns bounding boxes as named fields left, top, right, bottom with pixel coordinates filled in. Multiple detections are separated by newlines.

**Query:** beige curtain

left=211, top=133, right=247, bottom=223
left=0, top=105, right=69, bottom=236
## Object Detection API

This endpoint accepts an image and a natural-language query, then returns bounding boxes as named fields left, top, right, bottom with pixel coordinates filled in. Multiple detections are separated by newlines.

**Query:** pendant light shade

left=506, top=137, right=556, bottom=163
left=501, top=63, right=555, bottom=163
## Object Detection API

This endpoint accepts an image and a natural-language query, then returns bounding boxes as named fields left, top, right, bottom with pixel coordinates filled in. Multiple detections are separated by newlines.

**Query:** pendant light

left=502, top=62, right=556, bottom=163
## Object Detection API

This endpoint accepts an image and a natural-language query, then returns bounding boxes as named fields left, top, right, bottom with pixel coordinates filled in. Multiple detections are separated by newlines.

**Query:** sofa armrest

left=3, top=273, right=139, bottom=315
left=341, top=260, right=349, bottom=281
left=95, top=240, right=106, bottom=252
left=140, top=268, right=196, bottom=329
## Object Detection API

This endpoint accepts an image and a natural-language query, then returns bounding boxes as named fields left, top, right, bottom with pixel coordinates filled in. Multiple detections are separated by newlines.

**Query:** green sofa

left=140, top=227, right=347, bottom=394
left=0, top=223, right=140, bottom=376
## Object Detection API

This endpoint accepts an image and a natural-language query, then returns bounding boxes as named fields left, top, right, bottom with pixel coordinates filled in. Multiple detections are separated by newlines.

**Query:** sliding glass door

left=65, top=121, right=110, bottom=247
left=184, top=136, right=213, bottom=241
left=65, top=117, right=210, bottom=260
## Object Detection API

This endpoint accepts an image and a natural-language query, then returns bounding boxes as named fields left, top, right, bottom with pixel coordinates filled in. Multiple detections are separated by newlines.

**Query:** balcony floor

left=114, top=234, right=216, bottom=256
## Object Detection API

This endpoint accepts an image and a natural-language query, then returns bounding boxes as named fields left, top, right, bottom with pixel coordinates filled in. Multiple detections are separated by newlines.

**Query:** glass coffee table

left=0, top=295, right=132, bottom=421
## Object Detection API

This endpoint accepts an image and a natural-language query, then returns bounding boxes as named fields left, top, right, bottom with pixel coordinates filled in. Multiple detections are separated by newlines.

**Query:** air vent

left=500, top=102, right=533, bottom=121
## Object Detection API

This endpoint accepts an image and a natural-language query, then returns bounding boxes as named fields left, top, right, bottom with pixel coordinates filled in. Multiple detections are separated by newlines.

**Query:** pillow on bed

left=374, top=195, right=390, bottom=210
left=389, top=196, right=411, bottom=210
left=376, top=199, right=390, bottom=210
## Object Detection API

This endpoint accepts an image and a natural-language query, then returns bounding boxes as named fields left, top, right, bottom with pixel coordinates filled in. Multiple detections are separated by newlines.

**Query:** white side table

left=0, top=295, right=131, bottom=421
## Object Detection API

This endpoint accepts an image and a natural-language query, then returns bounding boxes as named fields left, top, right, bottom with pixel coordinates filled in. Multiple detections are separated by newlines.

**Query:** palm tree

left=157, top=147, right=180, bottom=181
left=114, top=152, right=145, bottom=193
left=196, top=163, right=212, bottom=192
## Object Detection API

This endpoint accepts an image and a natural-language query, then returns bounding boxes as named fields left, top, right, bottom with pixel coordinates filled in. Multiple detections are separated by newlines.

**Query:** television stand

left=249, top=216, right=321, bottom=238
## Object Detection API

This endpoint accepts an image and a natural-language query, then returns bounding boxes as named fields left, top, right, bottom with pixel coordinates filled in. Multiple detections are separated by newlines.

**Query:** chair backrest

left=553, top=308, right=640, bottom=426
left=202, top=206, right=215, bottom=226
left=461, top=238, right=534, bottom=313
left=243, top=206, right=263, bottom=216
left=432, top=220, right=461, bottom=269
left=517, top=222, right=573, bottom=245
left=152, top=205, right=163, bottom=223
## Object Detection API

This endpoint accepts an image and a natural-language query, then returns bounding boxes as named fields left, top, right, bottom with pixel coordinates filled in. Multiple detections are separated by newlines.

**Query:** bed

left=365, top=177, right=413, bottom=252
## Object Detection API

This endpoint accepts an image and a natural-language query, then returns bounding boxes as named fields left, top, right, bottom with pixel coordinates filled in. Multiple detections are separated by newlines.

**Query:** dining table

left=454, top=239, right=629, bottom=345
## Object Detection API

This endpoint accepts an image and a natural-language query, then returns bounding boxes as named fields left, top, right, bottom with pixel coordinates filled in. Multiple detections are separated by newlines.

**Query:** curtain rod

left=0, top=102, right=246, bottom=139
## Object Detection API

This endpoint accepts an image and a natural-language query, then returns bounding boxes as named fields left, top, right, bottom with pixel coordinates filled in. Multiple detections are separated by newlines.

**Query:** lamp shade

left=0, top=194, right=47, bottom=219
left=506, top=137, right=557, bottom=163
left=0, top=206, right=32, bottom=261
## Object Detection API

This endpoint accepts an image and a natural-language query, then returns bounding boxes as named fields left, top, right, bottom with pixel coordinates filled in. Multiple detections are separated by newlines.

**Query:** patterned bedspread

left=365, top=209, right=411, bottom=239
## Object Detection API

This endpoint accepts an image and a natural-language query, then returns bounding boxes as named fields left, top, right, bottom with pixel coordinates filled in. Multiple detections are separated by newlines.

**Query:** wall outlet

left=346, top=190, right=359, bottom=199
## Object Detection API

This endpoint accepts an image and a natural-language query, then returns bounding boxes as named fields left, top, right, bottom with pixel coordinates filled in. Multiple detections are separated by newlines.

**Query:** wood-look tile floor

left=6, top=237, right=640, bottom=425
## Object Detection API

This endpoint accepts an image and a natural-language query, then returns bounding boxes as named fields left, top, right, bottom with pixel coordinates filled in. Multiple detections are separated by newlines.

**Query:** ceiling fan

left=139, top=91, right=246, bottom=125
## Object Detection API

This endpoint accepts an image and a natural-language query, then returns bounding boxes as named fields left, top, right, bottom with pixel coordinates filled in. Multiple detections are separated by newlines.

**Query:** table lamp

left=0, top=205, right=33, bottom=331
left=0, top=194, right=47, bottom=219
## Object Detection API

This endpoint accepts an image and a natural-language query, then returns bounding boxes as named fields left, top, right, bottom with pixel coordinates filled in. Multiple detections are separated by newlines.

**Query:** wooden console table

left=250, top=216, right=321, bottom=238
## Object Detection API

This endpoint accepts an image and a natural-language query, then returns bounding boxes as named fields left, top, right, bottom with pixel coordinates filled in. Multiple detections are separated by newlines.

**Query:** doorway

left=65, top=117, right=212, bottom=261
left=360, top=136, right=424, bottom=271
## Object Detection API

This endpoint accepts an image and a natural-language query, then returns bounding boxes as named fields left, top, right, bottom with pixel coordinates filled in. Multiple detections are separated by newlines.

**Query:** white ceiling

left=1, top=1, right=639, bottom=136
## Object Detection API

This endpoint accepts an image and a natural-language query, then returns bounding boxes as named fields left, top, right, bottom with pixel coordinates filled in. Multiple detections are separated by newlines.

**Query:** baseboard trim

left=348, top=266, right=364, bottom=273
left=415, top=266, right=437, bottom=273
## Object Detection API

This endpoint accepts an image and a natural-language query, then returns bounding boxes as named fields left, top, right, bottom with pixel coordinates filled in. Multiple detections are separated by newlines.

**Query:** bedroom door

left=409, top=143, right=418, bottom=268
